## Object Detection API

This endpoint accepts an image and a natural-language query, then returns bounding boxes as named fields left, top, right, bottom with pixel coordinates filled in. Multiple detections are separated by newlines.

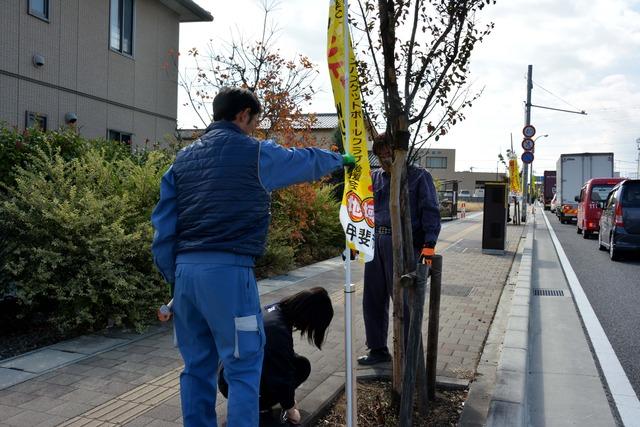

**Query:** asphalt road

left=543, top=210, right=640, bottom=398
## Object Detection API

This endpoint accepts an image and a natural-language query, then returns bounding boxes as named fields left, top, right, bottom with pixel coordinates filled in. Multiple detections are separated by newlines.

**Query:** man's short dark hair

left=372, top=132, right=390, bottom=156
left=212, top=87, right=262, bottom=122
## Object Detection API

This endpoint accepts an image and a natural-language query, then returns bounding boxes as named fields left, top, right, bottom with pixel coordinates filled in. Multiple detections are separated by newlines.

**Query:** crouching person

left=219, top=287, right=334, bottom=425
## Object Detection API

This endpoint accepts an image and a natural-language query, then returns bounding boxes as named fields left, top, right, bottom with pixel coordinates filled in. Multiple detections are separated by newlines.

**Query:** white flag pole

left=343, top=0, right=357, bottom=425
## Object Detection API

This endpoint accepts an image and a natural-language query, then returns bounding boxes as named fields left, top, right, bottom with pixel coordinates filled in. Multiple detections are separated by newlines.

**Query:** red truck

left=543, top=170, right=556, bottom=210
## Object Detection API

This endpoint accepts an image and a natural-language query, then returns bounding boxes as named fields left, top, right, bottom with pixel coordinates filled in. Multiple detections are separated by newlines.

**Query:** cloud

left=179, top=0, right=640, bottom=176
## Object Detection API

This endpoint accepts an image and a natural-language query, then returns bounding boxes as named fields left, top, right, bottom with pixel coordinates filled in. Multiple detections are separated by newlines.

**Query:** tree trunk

left=389, top=151, right=406, bottom=396
left=379, top=0, right=415, bottom=398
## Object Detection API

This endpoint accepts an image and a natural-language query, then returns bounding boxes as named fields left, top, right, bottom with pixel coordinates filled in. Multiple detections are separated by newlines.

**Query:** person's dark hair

left=279, top=287, right=334, bottom=350
left=372, top=132, right=390, bottom=156
left=212, top=87, right=262, bottom=122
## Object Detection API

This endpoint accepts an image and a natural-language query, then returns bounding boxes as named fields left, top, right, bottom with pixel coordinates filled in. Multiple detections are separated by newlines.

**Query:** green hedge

left=0, top=144, right=172, bottom=332
left=0, top=126, right=344, bottom=334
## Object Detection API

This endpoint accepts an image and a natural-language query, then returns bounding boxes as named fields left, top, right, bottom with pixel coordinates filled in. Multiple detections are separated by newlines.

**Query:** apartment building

left=0, top=0, right=212, bottom=148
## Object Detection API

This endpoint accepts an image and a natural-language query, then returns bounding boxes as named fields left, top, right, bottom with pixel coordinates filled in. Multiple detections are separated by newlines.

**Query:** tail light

left=615, top=202, right=624, bottom=227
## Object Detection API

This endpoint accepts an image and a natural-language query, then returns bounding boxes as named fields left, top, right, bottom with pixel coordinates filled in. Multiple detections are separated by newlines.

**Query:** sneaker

left=357, top=349, right=392, bottom=365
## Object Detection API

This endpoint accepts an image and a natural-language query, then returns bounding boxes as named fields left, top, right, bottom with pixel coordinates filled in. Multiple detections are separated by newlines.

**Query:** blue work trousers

left=363, top=235, right=414, bottom=351
left=173, top=252, right=265, bottom=427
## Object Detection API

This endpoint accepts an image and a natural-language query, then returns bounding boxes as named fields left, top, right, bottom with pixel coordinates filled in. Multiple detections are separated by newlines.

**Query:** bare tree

left=170, top=0, right=320, bottom=144
left=349, top=0, right=496, bottom=395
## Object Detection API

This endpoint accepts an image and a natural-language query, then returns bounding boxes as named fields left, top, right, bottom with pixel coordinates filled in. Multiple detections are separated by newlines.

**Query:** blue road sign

left=521, top=151, right=534, bottom=164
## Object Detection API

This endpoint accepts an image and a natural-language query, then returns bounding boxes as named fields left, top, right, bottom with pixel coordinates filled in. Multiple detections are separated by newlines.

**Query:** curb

left=485, top=217, right=534, bottom=426
left=459, top=222, right=527, bottom=427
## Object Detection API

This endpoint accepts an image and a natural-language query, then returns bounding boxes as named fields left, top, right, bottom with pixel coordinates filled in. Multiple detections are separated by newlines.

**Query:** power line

left=532, top=80, right=584, bottom=112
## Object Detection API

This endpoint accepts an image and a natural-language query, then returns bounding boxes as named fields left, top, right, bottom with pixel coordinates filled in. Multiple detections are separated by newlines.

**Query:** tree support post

left=399, top=263, right=429, bottom=426
left=426, top=254, right=443, bottom=400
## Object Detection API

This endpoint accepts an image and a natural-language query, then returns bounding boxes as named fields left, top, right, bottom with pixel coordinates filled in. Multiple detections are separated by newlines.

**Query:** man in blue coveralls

left=357, top=133, right=441, bottom=365
left=151, top=87, right=355, bottom=427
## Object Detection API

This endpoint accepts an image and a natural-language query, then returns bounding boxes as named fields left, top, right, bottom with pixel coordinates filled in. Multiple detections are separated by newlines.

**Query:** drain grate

left=533, top=289, right=564, bottom=297
left=441, top=285, right=473, bottom=297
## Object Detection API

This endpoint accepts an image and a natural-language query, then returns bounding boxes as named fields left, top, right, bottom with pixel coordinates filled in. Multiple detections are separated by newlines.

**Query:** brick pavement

left=0, top=215, right=525, bottom=426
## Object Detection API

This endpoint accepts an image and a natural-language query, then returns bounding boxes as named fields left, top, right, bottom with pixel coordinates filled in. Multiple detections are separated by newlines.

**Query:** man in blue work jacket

left=151, top=87, right=354, bottom=427
left=357, top=133, right=441, bottom=365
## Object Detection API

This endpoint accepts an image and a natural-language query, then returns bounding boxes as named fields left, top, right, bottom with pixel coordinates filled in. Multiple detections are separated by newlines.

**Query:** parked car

left=550, top=193, right=559, bottom=213
left=473, top=189, right=485, bottom=198
left=576, top=177, right=626, bottom=238
left=458, top=190, right=471, bottom=198
left=598, top=179, right=640, bottom=261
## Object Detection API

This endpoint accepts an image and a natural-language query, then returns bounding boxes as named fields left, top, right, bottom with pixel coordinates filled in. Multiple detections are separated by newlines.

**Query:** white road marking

left=441, top=211, right=483, bottom=229
left=542, top=211, right=640, bottom=427
left=440, top=238, right=464, bottom=253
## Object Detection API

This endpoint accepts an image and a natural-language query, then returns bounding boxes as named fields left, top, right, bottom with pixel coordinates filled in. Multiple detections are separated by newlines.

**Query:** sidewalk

left=0, top=214, right=525, bottom=426
left=481, top=207, right=621, bottom=427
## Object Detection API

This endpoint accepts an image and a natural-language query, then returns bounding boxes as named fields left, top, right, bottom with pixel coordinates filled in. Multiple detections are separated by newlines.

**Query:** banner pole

left=343, top=0, right=357, bottom=426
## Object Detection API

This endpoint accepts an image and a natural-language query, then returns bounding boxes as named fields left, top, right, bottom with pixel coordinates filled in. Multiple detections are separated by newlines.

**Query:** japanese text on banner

left=327, top=0, right=374, bottom=260
left=509, top=158, right=522, bottom=194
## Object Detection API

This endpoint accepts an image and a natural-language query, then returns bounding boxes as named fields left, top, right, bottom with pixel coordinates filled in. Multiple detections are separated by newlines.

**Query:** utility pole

left=636, top=138, right=640, bottom=179
left=522, top=65, right=533, bottom=222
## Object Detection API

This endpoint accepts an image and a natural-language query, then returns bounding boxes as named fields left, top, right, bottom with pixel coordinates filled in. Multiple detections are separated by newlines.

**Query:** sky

left=178, top=0, right=640, bottom=177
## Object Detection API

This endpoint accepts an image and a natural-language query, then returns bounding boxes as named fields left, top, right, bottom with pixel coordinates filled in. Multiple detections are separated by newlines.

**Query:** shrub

left=255, top=183, right=344, bottom=278
left=295, top=184, right=344, bottom=265
left=0, top=146, right=172, bottom=333
left=0, top=126, right=87, bottom=190
left=0, top=124, right=344, bottom=335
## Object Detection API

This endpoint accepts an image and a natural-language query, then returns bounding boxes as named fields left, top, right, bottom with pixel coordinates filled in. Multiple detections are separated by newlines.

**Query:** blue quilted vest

left=172, top=121, right=271, bottom=257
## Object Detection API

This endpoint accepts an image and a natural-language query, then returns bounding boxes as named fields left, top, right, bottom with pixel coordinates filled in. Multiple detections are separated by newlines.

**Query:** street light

left=533, top=134, right=549, bottom=143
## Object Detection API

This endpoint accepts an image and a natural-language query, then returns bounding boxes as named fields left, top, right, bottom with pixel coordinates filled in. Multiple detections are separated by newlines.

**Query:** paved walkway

left=0, top=214, right=525, bottom=426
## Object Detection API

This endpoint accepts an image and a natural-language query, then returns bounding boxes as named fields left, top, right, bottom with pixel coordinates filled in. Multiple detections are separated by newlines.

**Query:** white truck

left=556, top=152, right=614, bottom=223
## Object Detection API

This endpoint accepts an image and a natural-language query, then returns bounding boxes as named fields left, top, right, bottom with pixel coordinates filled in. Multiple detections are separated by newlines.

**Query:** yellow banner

left=509, top=158, right=522, bottom=194
left=327, top=0, right=374, bottom=259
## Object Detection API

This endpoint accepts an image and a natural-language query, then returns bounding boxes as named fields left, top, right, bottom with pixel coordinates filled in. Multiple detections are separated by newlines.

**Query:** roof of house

left=257, top=113, right=339, bottom=130
left=159, top=0, right=213, bottom=22
left=177, top=114, right=339, bottom=138
left=311, top=113, right=339, bottom=129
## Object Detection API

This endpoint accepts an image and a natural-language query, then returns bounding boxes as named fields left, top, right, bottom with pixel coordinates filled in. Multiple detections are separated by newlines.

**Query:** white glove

left=286, top=407, right=301, bottom=424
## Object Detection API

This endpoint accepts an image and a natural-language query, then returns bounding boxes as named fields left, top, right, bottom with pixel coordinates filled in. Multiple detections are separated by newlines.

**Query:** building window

left=109, top=0, right=134, bottom=55
left=25, top=111, right=47, bottom=131
left=108, top=130, right=132, bottom=145
left=426, top=156, right=448, bottom=169
left=28, top=0, right=49, bottom=21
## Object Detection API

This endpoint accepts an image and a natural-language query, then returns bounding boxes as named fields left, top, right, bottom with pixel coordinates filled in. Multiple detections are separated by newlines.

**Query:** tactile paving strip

left=57, top=367, right=181, bottom=426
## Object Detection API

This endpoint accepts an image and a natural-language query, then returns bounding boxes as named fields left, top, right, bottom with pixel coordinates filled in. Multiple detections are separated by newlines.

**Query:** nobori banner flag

left=327, top=0, right=374, bottom=260
left=509, top=158, right=522, bottom=194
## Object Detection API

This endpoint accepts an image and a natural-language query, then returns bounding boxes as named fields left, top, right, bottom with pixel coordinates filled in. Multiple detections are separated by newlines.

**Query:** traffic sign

left=521, top=138, right=534, bottom=151
left=521, top=151, right=534, bottom=164
left=523, top=125, right=536, bottom=138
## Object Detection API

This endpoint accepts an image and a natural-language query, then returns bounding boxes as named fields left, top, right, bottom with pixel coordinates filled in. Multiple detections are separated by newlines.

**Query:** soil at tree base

left=313, top=379, right=466, bottom=426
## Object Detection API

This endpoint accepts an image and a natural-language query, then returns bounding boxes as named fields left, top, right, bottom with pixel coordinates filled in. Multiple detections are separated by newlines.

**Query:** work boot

left=357, top=348, right=392, bottom=365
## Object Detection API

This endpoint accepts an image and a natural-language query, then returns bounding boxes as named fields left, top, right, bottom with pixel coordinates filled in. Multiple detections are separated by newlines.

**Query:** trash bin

left=482, top=182, right=507, bottom=254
